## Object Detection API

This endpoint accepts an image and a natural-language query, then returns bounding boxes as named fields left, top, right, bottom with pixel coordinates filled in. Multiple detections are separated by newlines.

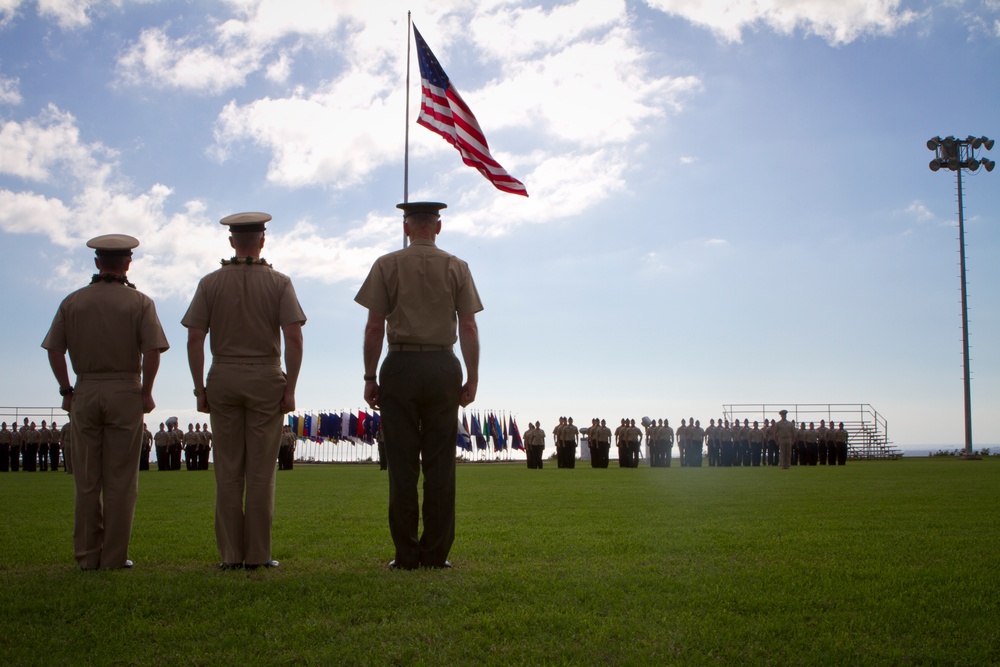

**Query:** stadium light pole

left=926, top=135, right=995, bottom=456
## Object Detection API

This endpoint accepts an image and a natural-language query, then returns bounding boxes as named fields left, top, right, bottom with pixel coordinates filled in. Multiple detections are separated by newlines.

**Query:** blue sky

left=1, top=0, right=998, bottom=447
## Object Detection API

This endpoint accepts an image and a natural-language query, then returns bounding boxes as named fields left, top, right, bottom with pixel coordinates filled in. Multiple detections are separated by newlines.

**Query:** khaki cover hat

left=221, top=212, right=271, bottom=232
left=396, top=201, right=447, bottom=215
left=86, top=234, right=139, bottom=257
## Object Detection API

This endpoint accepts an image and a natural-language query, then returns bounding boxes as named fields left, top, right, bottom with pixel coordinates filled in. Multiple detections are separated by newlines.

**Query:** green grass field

left=1, top=458, right=998, bottom=666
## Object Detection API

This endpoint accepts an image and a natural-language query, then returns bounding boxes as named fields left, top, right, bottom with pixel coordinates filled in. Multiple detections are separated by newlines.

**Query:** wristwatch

left=59, top=386, right=74, bottom=397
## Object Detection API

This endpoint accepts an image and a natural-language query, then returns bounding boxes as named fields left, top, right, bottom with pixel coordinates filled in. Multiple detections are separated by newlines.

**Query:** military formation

left=0, top=418, right=68, bottom=472
left=520, top=413, right=851, bottom=469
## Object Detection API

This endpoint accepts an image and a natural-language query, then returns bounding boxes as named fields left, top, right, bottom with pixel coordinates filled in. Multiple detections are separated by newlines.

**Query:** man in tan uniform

left=140, top=423, right=153, bottom=471
left=183, top=423, right=199, bottom=471
left=61, top=421, right=72, bottom=474
left=775, top=410, right=796, bottom=470
left=356, top=201, right=482, bottom=570
left=0, top=422, right=11, bottom=472
left=153, top=422, right=169, bottom=471
left=42, top=234, right=169, bottom=569
left=183, top=212, right=305, bottom=570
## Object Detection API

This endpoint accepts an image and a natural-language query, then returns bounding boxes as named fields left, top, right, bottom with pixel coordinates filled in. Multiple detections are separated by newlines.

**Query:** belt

left=212, top=356, right=281, bottom=365
left=77, top=372, right=140, bottom=381
left=387, top=344, right=452, bottom=352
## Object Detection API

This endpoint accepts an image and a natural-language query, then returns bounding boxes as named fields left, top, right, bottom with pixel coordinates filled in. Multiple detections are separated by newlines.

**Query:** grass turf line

left=1, top=458, right=998, bottom=665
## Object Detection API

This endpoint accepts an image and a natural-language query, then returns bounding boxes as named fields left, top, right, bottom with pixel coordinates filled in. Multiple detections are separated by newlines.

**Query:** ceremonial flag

left=510, top=416, right=523, bottom=451
left=412, top=24, right=527, bottom=197
left=470, top=413, right=486, bottom=450
left=457, top=416, right=472, bottom=451
left=340, top=411, right=351, bottom=438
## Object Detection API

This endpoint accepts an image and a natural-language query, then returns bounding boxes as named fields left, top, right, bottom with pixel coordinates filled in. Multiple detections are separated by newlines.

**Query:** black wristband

left=59, top=386, right=74, bottom=397
left=364, top=374, right=376, bottom=382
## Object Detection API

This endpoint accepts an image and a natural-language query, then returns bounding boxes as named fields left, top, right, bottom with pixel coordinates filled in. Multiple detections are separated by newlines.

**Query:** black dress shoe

left=245, top=559, right=279, bottom=570
left=117, top=560, right=134, bottom=569
left=218, top=562, right=244, bottom=570
left=424, top=560, right=452, bottom=570
left=388, top=559, right=418, bottom=570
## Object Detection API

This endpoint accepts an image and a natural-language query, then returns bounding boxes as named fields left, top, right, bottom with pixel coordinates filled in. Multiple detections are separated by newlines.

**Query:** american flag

left=412, top=25, right=528, bottom=197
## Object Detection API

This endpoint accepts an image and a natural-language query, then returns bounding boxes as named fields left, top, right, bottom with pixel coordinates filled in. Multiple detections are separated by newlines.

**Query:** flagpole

left=402, top=11, right=412, bottom=249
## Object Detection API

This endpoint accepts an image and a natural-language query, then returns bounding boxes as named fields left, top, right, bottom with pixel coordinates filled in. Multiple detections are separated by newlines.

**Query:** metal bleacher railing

left=721, top=403, right=900, bottom=460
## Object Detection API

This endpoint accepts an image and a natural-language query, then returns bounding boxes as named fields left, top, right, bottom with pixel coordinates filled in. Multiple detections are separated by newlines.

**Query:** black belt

left=387, top=344, right=452, bottom=352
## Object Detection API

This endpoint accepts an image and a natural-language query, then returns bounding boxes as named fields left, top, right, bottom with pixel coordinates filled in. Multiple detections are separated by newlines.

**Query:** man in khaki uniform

left=592, top=418, right=611, bottom=468
left=22, top=421, right=40, bottom=472
left=200, top=423, right=213, bottom=470
left=11, top=423, right=23, bottom=472
left=183, top=212, right=305, bottom=570
left=183, top=423, right=199, bottom=471
left=50, top=420, right=62, bottom=471
left=140, top=423, right=153, bottom=471
left=61, top=421, right=72, bottom=473
left=0, top=422, right=11, bottom=472
left=42, top=234, right=168, bottom=569
left=775, top=410, right=796, bottom=469
left=356, top=201, right=482, bottom=570
left=527, top=420, right=545, bottom=469
left=38, top=420, right=51, bottom=471
left=153, top=422, right=169, bottom=471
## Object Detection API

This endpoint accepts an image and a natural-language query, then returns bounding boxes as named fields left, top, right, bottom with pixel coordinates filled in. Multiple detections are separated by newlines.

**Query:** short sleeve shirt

left=354, top=238, right=483, bottom=346
left=182, top=263, right=306, bottom=358
left=41, top=282, right=169, bottom=373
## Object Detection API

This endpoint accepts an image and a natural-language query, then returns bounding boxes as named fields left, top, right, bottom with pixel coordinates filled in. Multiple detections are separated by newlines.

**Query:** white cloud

left=643, top=0, right=919, bottom=45
left=0, top=74, right=21, bottom=104
left=117, top=27, right=265, bottom=94
left=0, top=104, right=401, bottom=296
left=37, top=0, right=91, bottom=29
left=1, top=0, right=100, bottom=29
left=0, top=104, right=114, bottom=184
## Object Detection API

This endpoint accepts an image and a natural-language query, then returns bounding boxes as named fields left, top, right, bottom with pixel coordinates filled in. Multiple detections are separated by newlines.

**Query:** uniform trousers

left=39, top=443, right=49, bottom=471
left=779, top=441, right=792, bottom=469
left=207, top=360, right=286, bottom=566
left=185, top=444, right=197, bottom=470
left=527, top=444, right=544, bottom=469
left=50, top=444, right=60, bottom=471
left=155, top=445, right=168, bottom=470
left=63, top=444, right=73, bottom=474
left=0, top=444, right=9, bottom=471
left=70, top=376, right=143, bottom=569
left=9, top=445, right=21, bottom=471
left=379, top=350, right=462, bottom=569
left=139, top=447, right=150, bottom=470
left=24, top=444, right=38, bottom=471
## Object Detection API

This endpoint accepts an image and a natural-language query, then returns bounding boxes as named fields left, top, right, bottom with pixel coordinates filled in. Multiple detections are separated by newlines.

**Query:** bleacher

left=722, top=403, right=901, bottom=460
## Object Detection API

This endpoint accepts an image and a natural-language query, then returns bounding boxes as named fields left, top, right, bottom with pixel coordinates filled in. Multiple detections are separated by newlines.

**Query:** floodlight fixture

left=925, top=133, right=994, bottom=455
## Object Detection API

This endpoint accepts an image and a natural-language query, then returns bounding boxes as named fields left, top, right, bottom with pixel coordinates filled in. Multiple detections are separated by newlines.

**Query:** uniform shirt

left=60, top=424, right=70, bottom=446
left=562, top=424, right=579, bottom=444
left=775, top=419, right=797, bottom=445
left=354, top=238, right=483, bottom=346
left=660, top=425, right=674, bottom=443
left=142, top=429, right=153, bottom=449
left=42, top=281, right=168, bottom=373
left=0, top=428, right=11, bottom=446
left=184, top=429, right=199, bottom=446
left=625, top=426, right=642, bottom=443
left=182, top=263, right=306, bottom=358
left=153, top=430, right=169, bottom=448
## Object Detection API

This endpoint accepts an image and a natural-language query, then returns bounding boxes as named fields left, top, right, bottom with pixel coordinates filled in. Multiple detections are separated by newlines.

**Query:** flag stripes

left=412, top=24, right=527, bottom=197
